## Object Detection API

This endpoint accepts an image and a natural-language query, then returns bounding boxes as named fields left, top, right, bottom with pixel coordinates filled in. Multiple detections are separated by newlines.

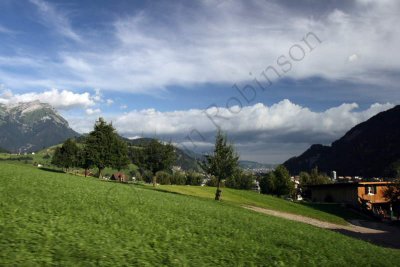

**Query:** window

left=365, top=185, right=376, bottom=195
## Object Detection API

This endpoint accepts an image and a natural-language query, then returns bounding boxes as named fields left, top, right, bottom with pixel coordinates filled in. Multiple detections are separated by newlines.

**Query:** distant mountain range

left=0, top=101, right=79, bottom=153
left=284, top=105, right=400, bottom=178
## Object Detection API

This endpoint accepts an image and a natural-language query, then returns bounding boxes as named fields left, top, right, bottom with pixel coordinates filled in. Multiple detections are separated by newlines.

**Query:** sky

left=0, top=0, right=399, bottom=163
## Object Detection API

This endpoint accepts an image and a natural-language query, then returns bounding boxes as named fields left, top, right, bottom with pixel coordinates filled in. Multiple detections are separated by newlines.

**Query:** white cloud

left=111, top=100, right=394, bottom=139
left=106, top=99, right=114, bottom=106
left=65, top=100, right=395, bottom=163
left=1, top=0, right=398, bottom=93
left=29, top=0, right=81, bottom=42
left=348, top=54, right=359, bottom=62
left=92, top=88, right=102, bottom=102
left=85, top=108, right=101, bottom=115
left=0, top=88, right=95, bottom=109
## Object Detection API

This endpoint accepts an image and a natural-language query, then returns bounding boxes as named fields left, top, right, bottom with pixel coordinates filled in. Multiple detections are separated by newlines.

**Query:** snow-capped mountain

left=0, top=100, right=79, bottom=153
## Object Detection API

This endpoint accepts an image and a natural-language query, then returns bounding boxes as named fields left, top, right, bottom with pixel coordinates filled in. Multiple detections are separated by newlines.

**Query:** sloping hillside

left=0, top=162, right=399, bottom=265
left=284, top=105, right=400, bottom=177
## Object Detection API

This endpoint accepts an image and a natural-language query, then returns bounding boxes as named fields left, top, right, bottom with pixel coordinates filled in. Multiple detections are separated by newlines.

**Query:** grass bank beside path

left=2, top=162, right=399, bottom=266
left=152, top=185, right=366, bottom=225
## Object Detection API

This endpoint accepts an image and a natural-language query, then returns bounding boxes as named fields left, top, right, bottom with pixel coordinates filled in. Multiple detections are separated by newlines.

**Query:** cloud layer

left=111, top=100, right=393, bottom=138
left=0, top=87, right=95, bottom=109
left=0, top=0, right=399, bottom=92
left=66, top=99, right=393, bottom=163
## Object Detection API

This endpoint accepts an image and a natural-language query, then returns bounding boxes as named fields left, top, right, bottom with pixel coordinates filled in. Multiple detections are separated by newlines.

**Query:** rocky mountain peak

left=0, top=101, right=79, bottom=153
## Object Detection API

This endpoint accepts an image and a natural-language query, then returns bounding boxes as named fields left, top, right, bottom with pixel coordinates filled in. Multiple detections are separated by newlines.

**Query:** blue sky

left=0, top=0, right=399, bottom=163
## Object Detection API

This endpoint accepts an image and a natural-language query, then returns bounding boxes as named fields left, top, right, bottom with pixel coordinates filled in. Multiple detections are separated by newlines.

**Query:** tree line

left=52, top=118, right=176, bottom=182
left=51, top=118, right=301, bottom=201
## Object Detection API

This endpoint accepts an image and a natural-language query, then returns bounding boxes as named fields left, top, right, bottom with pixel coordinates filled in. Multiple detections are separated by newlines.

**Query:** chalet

left=308, top=182, right=392, bottom=211
left=110, top=172, right=128, bottom=183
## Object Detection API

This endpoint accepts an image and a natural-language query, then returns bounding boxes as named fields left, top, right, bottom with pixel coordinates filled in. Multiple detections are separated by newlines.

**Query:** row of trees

left=151, top=170, right=204, bottom=186
left=52, top=118, right=176, bottom=181
left=52, top=118, right=130, bottom=177
left=52, top=119, right=297, bottom=201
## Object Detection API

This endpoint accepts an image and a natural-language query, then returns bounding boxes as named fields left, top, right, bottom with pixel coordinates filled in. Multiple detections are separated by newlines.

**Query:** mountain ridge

left=284, top=105, right=400, bottom=178
left=0, top=100, right=79, bottom=153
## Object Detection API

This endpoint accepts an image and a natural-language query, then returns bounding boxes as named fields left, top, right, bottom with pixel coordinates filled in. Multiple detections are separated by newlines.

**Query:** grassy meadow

left=0, top=151, right=138, bottom=178
left=0, top=162, right=399, bottom=266
left=151, top=185, right=365, bottom=225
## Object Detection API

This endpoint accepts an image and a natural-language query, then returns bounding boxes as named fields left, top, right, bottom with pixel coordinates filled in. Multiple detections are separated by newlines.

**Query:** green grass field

left=0, top=151, right=138, bottom=178
left=152, top=185, right=365, bottom=225
left=1, top=162, right=399, bottom=266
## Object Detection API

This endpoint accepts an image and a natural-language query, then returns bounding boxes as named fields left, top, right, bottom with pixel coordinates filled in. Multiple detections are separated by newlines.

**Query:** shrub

left=170, top=171, right=186, bottom=185
left=186, top=171, right=203, bottom=186
left=260, top=165, right=294, bottom=197
left=130, top=170, right=142, bottom=182
left=155, top=171, right=172, bottom=185
left=226, top=171, right=255, bottom=190
left=141, top=169, right=154, bottom=183
left=206, top=176, right=224, bottom=187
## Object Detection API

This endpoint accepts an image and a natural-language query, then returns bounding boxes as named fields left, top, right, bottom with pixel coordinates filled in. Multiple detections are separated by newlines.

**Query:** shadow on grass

left=299, top=202, right=369, bottom=221
left=141, top=186, right=185, bottom=196
left=333, top=221, right=400, bottom=249
left=38, top=167, right=65, bottom=174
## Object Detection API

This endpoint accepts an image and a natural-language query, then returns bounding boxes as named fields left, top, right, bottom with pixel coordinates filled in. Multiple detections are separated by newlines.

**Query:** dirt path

left=244, top=205, right=400, bottom=249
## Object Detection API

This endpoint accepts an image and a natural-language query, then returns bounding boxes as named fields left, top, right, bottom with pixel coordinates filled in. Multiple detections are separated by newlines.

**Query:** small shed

left=110, top=172, right=128, bottom=183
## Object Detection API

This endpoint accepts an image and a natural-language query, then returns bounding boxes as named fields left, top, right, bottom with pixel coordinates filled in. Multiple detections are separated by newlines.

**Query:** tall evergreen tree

left=203, top=131, right=239, bottom=200
left=51, top=139, right=79, bottom=171
left=140, top=140, right=176, bottom=186
left=77, top=146, right=94, bottom=177
left=85, top=118, right=128, bottom=178
left=111, top=137, right=130, bottom=171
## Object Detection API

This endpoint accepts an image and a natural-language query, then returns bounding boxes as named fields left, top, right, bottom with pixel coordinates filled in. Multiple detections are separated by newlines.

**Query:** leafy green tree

left=206, top=176, right=219, bottom=187
left=202, top=131, right=239, bottom=200
left=170, top=171, right=186, bottom=185
left=111, top=137, right=130, bottom=171
left=260, top=165, right=294, bottom=197
left=77, top=146, right=94, bottom=177
left=309, top=167, right=331, bottom=185
left=300, top=167, right=331, bottom=187
left=383, top=179, right=400, bottom=204
left=273, top=165, right=294, bottom=197
left=299, top=171, right=311, bottom=186
left=185, top=171, right=204, bottom=186
left=226, top=170, right=255, bottom=190
left=51, top=139, right=79, bottom=171
left=140, top=169, right=154, bottom=183
left=84, top=118, right=129, bottom=178
left=259, top=172, right=276, bottom=194
left=155, top=171, right=172, bottom=185
left=140, top=140, right=176, bottom=186
left=51, top=147, right=63, bottom=169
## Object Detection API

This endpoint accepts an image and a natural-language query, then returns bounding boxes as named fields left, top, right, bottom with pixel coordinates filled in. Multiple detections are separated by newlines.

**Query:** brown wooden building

left=110, top=172, right=128, bottom=183
left=308, top=182, right=391, bottom=209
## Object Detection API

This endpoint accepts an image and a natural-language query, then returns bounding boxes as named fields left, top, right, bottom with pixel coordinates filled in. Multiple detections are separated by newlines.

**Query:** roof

left=308, top=181, right=394, bottom=188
